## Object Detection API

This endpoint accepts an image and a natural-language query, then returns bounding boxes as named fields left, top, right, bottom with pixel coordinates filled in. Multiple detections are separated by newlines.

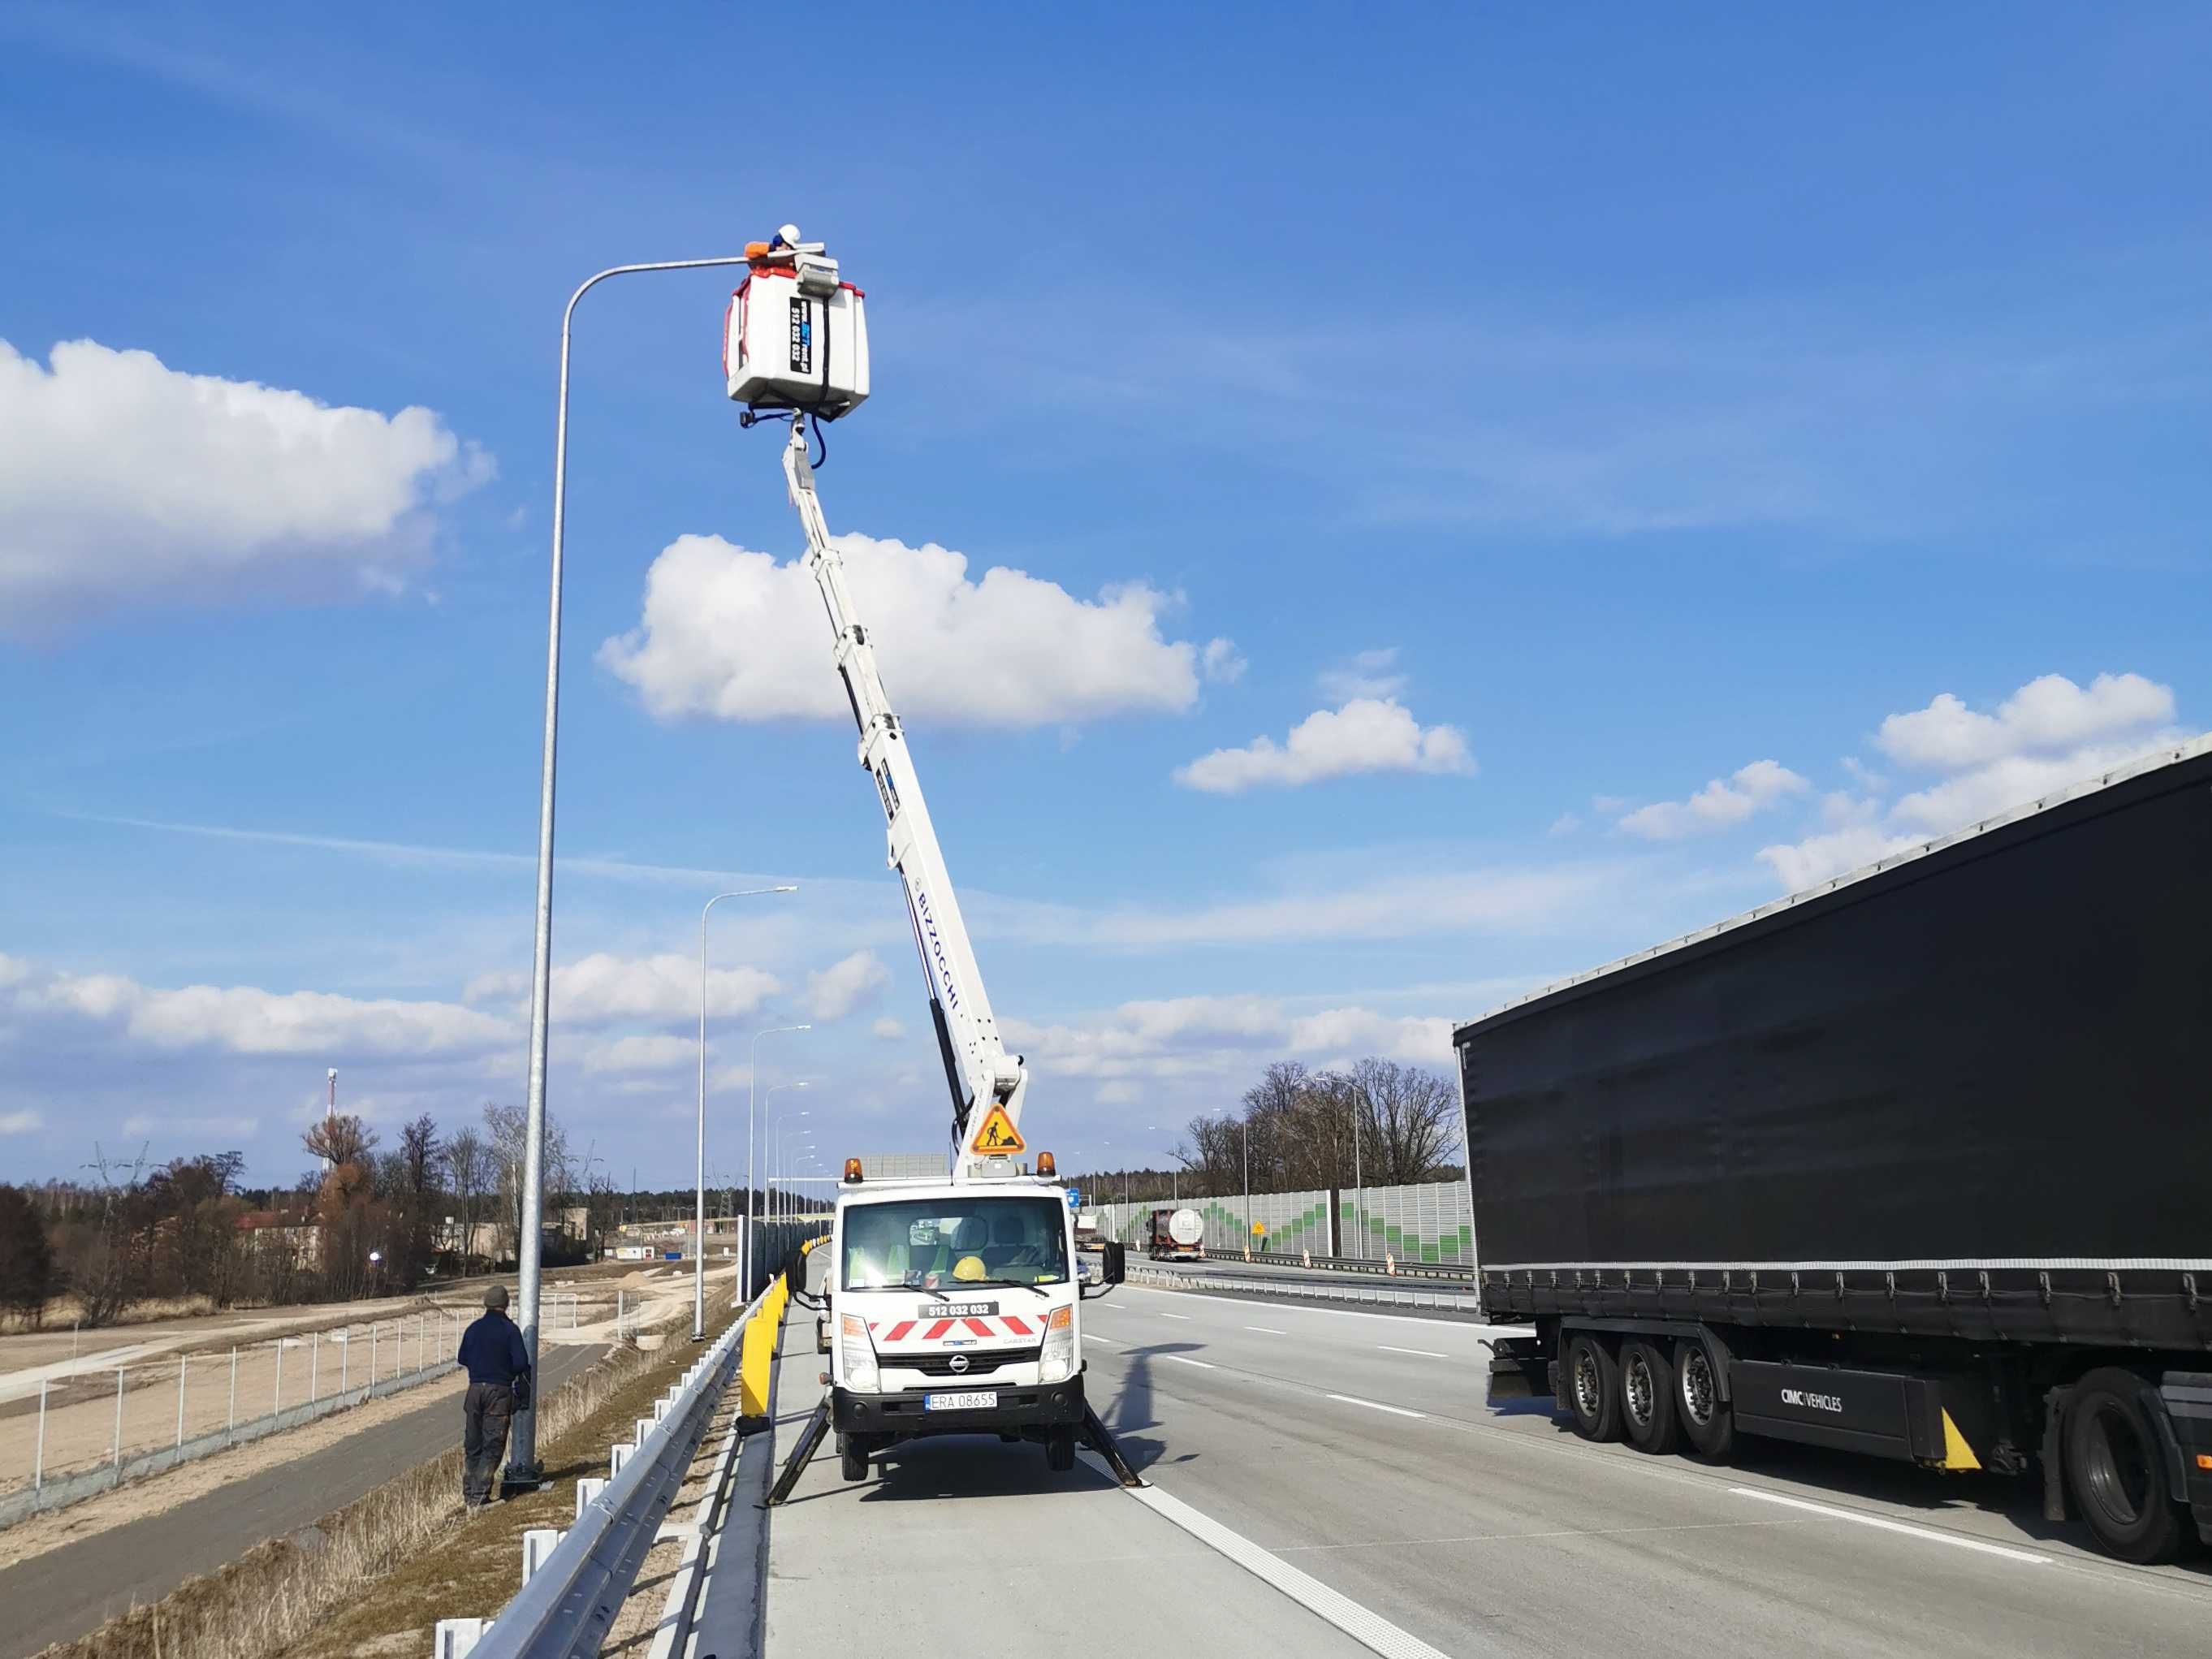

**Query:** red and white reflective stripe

left=867, top=1313, right=1048, bottom=1343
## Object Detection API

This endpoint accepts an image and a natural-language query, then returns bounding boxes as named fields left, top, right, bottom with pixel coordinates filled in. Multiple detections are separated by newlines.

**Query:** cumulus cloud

left=0, top=1109, right=43, bottom=1134
left=550, top=953, right=779, bottom=1027
left=1616, top=759, right=1809, bottom=840
left=1759, top=672, right=2191, bottom=889
left=598, top=532, right=1210, bottom=728
left=871, top=1017, right=905, bottom=1041
left=806, top=950, right=890, bottom=1022
left=582, top=1033, right=697, bottom=1074
left=0, top=339, right=490, bottom=636
left=1318, top=648, right=1409, bottom=702
left=1004, top=991, right=1452, bottom=1087
left=2, top=954, right=511, bottom=1057
left=1200, top=637, right=1247, bottom=685
left=1877, top=673, right=2174, bottom=771
left=1174, top=698, right=1475, bottom=793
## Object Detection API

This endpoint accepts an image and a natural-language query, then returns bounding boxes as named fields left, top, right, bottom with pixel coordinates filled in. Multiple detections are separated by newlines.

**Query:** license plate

left=924, top=1390, right=997, bottom=1412
left=929, top=1302, right=998, bottom=1318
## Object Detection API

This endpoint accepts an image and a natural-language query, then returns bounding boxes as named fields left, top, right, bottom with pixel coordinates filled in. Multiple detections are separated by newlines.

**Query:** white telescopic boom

left=780, top=421, right=1028, bottom=1180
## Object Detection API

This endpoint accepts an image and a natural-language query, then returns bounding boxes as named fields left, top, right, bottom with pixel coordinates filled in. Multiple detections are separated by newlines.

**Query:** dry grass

left=3, top=1295, right=221, bottom=1335
left=37, top=1298, right=725, bottom=1659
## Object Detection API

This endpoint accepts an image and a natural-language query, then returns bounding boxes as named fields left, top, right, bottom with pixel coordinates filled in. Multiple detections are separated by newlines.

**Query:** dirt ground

left=0, top=1264, right=715, bottom=1502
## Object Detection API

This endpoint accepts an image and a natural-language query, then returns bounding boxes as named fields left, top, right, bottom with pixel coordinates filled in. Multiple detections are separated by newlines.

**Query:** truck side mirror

left=1101, top=1241, right=1125, bottom=1285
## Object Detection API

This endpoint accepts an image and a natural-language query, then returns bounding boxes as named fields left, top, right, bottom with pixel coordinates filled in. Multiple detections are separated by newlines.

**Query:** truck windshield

left=842, top=1196, right=1069, bottom=1290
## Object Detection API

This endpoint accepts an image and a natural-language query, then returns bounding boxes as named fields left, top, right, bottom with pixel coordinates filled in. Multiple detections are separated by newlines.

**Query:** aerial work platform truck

left=724, top=229, right=1134, bottom=1495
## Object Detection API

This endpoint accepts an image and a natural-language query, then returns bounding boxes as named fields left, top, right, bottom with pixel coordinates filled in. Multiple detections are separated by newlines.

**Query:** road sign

left=1066, top=1189, right=1082, bottom=1210
left=970, top=1103, right=1026, bottom=1155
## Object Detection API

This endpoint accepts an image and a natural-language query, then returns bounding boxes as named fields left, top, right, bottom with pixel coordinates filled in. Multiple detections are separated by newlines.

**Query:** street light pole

left=510, top=250, right=758, bottom=1490
left=696, top=887, right=797, bottom=1341
left=1351, top=1091, right=1365, bottom=1261
left=745, top=1025, right=810, bottom=1293
left=767, top=1085, right=810, bottom=1230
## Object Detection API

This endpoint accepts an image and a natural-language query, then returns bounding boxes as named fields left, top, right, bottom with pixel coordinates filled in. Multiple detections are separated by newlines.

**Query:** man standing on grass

left=457, top=1284, right=532, bottom=1508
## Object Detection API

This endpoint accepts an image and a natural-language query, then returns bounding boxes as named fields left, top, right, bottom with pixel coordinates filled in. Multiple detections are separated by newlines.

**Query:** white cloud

left=582, top=1034, right=697, bottom=1074
left=1174, top=698, right=1475, bottom=793
left=1877, top=673, right=2175, bottom=771
left=1617, top=759, right=1808, bottom=840
left=870, top=1017, right=905, bottom=1041
left=598, top=532, right=1209, bottom=728
left=5, top=956, right=511, bottom=1057
left=0, top=339, right=490, bottom=637
left=1200, top=637, right=1246, bottom=685
left=1547, top=812, right=1583, bottom=836
left=550, top=953, right=780, bottom=1026
left=0, top=1109, right=43, bottom=1135
left=122, top=1112, right=258, bottom=1139
left=1759, top=672, right=2193, bottom=890
left=806, top=950, right=890, bottom=1022
left=1317, top=648, right=1408, bottom=702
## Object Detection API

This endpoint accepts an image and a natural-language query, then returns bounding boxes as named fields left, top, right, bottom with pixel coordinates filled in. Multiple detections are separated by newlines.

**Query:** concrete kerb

left=0, top=1357, right=460, bottom=1532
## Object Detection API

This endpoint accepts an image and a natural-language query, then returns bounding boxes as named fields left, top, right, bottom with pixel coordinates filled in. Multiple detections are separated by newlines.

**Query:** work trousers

left=463, top=1381, right=516, bottom=1504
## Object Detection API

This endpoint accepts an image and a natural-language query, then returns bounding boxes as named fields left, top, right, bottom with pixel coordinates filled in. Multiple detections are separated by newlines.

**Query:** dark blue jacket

left=458, top=1311, right=532, bottom=1387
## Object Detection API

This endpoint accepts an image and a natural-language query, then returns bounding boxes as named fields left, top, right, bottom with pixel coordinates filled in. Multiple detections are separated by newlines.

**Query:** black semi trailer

left=1461, top=737, right=2212, bottom=1562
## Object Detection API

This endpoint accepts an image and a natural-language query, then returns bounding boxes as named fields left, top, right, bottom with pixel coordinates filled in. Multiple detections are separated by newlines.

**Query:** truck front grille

left=880, top=1346, right=1041, bottom=1377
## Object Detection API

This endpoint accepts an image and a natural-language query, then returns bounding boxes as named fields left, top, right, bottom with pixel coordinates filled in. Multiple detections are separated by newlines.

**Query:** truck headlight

left=839, top=1313, right=879, bottom=1390
left=1039, top=1304, right=1075, bottom=1384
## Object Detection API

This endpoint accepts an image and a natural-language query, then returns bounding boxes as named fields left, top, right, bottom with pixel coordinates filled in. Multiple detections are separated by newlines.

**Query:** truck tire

left=1044, top=1426, right=1077, bottom=1472
left=1566, top=1332, right=1622, bottom=1441
left=840, top=1440, right=871, bottom=1482
left=1620, top=1338, right=1681, bottom=1454
left=1674, top=1337, right=1734, bottom=1460
left=2063, top=1369, right=2188, bottom=1563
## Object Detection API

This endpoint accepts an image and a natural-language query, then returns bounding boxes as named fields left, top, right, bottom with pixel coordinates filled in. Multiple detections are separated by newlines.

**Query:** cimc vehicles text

left=728, top=228, right=1127, bottom=1484
left=1469, top=737, right=2212, bottom=1562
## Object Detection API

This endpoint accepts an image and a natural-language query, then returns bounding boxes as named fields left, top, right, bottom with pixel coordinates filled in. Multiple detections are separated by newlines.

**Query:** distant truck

left=1074, top=1213, right=1103, bottom=1252
left=1148, top=1208, right=1205, bottom=1261
left=1467, top=738, right=2212, bottom=1563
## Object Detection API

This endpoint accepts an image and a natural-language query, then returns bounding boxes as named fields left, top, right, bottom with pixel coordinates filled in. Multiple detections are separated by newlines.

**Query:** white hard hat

left=777, top=222, right=802, bottom=245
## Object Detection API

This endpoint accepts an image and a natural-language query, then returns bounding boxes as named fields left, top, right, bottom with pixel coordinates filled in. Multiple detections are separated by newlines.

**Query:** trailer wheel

left=1566, top=1333, right=1622, bottom=1441
left=1044, top=1426, right=1077, bottom=1472
left=1674, top=1337, right=1734, bottom=1460
left=1620, top=1339, right=1681, bottom=1454
left=2064, top=1370, right=2187, bottom=1564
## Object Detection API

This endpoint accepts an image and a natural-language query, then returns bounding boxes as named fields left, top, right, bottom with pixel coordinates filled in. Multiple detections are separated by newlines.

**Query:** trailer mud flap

left=1730, top=1361, right=1949, bottom=1462
left=1487, top=1337, right=1549, bottom=1405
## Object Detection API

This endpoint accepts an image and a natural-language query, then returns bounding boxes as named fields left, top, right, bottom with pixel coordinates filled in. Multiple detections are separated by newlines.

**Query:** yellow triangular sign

left=970, top=1103, right=1026, bottom=1156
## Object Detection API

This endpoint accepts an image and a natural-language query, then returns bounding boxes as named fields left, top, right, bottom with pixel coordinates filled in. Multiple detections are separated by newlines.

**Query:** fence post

left=372, top=1322, right=379, bottom=1385
left=341, top=1329, right=349, bottom=1393
left=175, top=1354, right=187, bottom=1448
left=228, top=1348, right=238, bottom=1437
left=35, top=1379, right=48, bottom=1488
left=112, top=1368, right=124, bottom=1470
left=311, top=1332, right=320, bottom=1402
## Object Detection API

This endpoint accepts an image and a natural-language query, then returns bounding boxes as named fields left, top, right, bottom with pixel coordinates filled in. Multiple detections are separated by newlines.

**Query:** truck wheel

left=1620, top=1339, right=1681, bottom=1454
left=840, top=1438, right=871, bottom=1482
left=1674, top=1337, right=1734, bottom=1460
left=1044, top=1426, right=1077, bottom=1473
left=2063, top=1369, right=2187, bottom=1563
left=1565, top=1333, right=1622, bottom=1441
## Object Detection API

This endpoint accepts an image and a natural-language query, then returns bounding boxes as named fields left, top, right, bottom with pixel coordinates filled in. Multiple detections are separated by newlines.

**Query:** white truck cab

left=826, top=1169, right=1124, bottom=1478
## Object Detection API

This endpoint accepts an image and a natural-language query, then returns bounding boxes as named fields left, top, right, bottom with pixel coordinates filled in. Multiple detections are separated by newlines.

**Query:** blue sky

left=2, top=4, right=2206, bottom=1193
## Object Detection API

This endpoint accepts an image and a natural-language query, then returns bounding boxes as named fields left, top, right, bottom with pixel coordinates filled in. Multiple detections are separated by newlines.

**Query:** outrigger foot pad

left=764, top=1393, right=833, bottom=1507
left=1081, top=1404, right=1147, bottom=1488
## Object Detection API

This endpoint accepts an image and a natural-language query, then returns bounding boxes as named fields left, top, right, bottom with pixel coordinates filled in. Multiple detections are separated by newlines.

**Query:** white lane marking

left=1728, top=1487, right=2051, bottom=1565
left=1083, top=1333, right=1122, bottom=1347
left=1164, top=1354, right=1217, bottom=1369
left=1378, top=1345, right=1446, bottom=1358
left=1245, top=1325, right=1286, bottom=1334
left=1125, top=1479, right=1462, bottom=1659
left=1280, top=1517, right=1806, bottom=1552
left=1159, top=1311, right=1193, bottom=1320
left=1327, top=1392, right=1426, bottom=1419
left=1122, top=1282, right=1530, bottom=1334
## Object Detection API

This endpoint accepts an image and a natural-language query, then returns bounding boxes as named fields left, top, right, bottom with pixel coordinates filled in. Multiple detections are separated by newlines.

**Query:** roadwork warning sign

left=971, top=1104, right=1026, bottom=1155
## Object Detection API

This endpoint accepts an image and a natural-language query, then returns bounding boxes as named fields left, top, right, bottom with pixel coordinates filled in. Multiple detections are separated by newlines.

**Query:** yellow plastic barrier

left=740, top=1277, right=788, bottom=1420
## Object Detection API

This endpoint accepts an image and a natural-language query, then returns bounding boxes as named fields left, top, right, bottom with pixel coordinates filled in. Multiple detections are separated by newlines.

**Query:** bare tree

left=302, top=1113, right=378, bottom=1172
left=1349, top=1056, right=1460, bottom=1186
left=442, top=1128, right=493, bottom=1263
left=483, top=1102, right=568, bottom=1265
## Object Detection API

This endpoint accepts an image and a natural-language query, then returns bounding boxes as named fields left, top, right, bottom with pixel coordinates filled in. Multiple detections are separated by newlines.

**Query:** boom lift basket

left=724, top=249, right=870, bottom=418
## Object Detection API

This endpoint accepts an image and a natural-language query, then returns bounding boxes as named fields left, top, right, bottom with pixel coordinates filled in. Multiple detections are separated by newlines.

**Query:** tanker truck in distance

left=1466, top=737, right=2212, bottom=1563
left=1149, top=1208, right=1205, bottom=1261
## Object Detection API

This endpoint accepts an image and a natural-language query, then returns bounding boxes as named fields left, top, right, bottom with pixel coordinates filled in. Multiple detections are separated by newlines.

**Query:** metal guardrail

left=443, top=1280, right=769, bottom=1659
left=1238, top=1249, right=1476, bottom=1283
left=1132, top=1265, right=1487, bottom=1316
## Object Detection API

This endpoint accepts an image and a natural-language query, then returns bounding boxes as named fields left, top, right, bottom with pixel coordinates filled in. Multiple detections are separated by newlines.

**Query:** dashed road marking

left=1728, top=1487, right=2051, bottom=1565
left=1245, top=1325, right=1286, bottom=1334
left=1164, top=1354, right=1217, bottom=1369
left=1378, top=1345, right=1446, bottom=1358
left=1160, top=1311, right=1192, bottom=1320
left=1327, top=1393, right=1426, bottom=1419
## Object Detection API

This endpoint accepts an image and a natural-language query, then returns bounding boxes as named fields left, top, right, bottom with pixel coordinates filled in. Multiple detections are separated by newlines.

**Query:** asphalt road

left=768, top=1273, right=2212, bottom=1657
left=0, top=1342, right=602, bottom=1658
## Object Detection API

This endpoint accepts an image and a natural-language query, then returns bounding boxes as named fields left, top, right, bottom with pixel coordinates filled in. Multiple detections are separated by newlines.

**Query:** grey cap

left=483, top=1284, right=509, bottom=1310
